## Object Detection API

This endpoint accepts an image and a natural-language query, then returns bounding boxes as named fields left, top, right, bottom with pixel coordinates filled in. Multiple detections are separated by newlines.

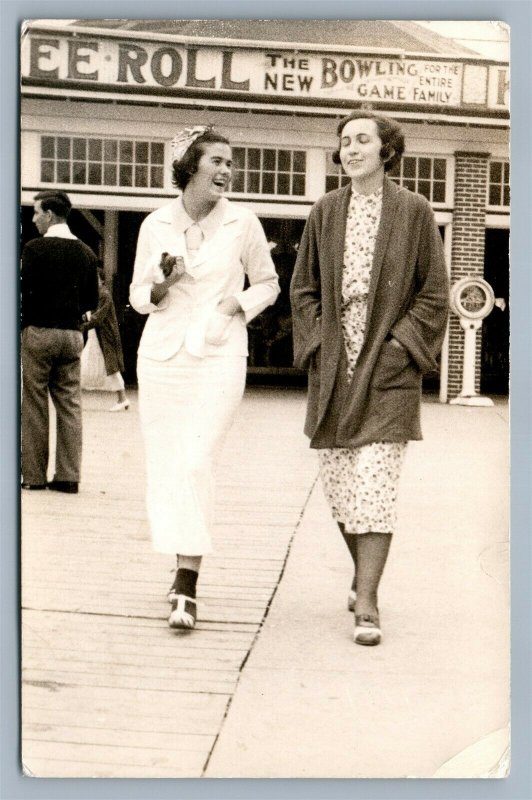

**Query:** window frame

left=325, top=151, right=453, bottom=207
left=486, top=158, right=510, bottom=210
left=229, top=145, right=308, bottom=199
left=387, top=154, right=451, bottom=207
left=39, top=134, right=167, bottom=193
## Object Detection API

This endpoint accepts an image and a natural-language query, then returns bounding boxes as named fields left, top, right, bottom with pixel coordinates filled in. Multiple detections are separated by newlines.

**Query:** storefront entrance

left=248, top=217, right=305, bottom=379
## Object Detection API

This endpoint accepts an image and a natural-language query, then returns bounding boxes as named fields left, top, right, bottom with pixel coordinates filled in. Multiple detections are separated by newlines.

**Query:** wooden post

left=103, top=210, right=119, bottom=287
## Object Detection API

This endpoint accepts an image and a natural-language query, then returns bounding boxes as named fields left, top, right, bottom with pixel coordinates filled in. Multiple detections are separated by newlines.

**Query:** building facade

left=20, top=20, right=510, bottom=397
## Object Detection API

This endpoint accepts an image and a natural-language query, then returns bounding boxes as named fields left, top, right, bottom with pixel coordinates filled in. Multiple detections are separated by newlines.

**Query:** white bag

left=80, top=329, right=107, bottom=389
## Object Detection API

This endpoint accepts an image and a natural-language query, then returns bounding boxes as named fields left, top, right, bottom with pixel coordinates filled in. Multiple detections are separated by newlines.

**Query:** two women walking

left=131, top=112, right=449, bottom=644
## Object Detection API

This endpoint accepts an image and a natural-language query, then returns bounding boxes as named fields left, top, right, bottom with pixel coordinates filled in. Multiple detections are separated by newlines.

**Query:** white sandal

left=354, top=613, right=382, bottom=646
left=168, top=595, right=197, bottom=629
left=109, top=400, right=129, bottom=412
left=167, top=569, right=178, bottom=603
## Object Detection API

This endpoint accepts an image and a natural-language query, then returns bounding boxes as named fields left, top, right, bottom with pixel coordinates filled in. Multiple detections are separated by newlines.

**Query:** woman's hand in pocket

left=205, top=310, right=232, bottom=345
left=388, top=336, right=407, bottom=352
left=216, top=296, right=242, bottom=316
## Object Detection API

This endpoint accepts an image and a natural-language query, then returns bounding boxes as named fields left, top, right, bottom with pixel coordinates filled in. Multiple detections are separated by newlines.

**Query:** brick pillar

left=448, top=152, right=489, bottom=399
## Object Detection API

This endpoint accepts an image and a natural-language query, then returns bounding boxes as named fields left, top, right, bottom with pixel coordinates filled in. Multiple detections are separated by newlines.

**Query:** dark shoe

left=168, top=595, right=197, bottom=629
left=48, top=480, right=79, bottom=494
left=354, top=613, right=382, bottom=646
left=21, top=483, right=47, bottom=490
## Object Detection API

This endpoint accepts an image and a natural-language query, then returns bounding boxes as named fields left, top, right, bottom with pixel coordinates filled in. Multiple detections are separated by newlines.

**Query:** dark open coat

left=82, top=284, right=124, bottom=376
left=290, top=177, right=450, bottom=449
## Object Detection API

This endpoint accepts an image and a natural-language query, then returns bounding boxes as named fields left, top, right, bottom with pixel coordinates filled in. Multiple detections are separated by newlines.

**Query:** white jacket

left=130, top=197, right=280, bottom=360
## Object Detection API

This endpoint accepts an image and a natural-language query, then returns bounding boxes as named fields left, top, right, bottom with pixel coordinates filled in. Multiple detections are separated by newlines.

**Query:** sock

left=175, top=568, right=198, bottom=599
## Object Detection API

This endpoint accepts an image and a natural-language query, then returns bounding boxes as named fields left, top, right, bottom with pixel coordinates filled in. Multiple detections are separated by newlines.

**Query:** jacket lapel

left=332, top=184, right=352, bottom=322
left=189, top=200, right=241, bottom=269
left=365, top=176, right=400, bottom=325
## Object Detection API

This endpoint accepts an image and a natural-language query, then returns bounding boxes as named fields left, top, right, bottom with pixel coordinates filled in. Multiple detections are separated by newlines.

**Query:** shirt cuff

left=131, top=283, right=170, bottom=313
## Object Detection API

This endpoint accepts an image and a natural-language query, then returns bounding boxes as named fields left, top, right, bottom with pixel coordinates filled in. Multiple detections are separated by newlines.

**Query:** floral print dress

left=318, top=186, right=407, bottom=535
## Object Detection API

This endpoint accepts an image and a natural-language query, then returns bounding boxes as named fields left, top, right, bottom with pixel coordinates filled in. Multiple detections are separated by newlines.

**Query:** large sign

left=21, top=28, right=509, bottom=112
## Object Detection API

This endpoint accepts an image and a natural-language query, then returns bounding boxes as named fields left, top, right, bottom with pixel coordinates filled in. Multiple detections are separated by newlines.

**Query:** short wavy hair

left=33, top=190, right=72, bottom=219
left=332, top=110, right=405, bottom=173
left=172, top=130, right=231, bottom=191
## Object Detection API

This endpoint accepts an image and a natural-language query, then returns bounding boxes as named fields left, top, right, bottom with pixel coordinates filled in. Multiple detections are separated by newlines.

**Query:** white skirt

left=137, top=350, right=247, bottom=555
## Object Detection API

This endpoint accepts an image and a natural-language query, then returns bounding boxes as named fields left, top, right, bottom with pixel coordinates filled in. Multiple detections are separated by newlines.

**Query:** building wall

left=20, top=97, right=510, bottom=397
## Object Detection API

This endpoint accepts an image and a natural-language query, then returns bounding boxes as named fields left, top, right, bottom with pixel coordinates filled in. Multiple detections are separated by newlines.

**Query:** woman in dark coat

left=290, top=111, right=449, bottom=646
left=81, top=270, right=129, bottom=411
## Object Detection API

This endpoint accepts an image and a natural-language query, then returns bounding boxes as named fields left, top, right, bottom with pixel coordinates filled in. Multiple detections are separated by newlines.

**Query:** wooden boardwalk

left=21, top=387, right=317, bottom=778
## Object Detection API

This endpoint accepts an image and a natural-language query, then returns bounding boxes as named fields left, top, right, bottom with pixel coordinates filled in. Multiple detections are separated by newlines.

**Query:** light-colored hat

left=170, top=125, right=213, bottom=162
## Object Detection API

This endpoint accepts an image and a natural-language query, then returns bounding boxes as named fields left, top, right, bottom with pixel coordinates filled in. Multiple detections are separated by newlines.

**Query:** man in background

left=21, top=190, right=99, bottom=493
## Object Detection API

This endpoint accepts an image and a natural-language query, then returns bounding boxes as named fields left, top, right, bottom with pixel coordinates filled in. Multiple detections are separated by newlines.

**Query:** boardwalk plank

left=21, top=707, right=223, bottom=736
left=24, top=643, right=247, bottom=667
left=23, top=740, right=208, bottom=773
left=22, top=609, right=258, bottom=639
left=24, top=723, right=216, bottom=752
left=24, top=759, right=207, bottom=778
left=24, top=659, right=239, bottom=682
left=23, top=684, right=229, bottom=721
left=23, top=597, right=266, bottom=624
left=23, top=669, right=238, bottom=694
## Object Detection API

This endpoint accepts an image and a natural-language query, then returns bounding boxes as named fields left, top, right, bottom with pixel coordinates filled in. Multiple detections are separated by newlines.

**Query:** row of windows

left=325, top=152, right=448, bottom=203
left=38, top=136, right=510, bottom=207
left=41, top=137, right=165, bottom=189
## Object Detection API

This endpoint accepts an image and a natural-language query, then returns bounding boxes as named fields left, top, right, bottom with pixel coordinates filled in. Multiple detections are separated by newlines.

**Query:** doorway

left=482, top=228, right=509, bottom=395
left=247, top=217, right=306, bottom=379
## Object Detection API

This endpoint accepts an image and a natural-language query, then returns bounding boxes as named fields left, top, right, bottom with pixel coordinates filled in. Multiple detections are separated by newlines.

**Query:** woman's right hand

left=150, top=255, right=186, bottom=305
left=160, top=253, right=186, bottom=283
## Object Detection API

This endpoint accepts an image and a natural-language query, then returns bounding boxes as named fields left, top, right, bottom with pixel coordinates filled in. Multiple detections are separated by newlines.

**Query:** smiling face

left=186, top=142, right=233, bottom=203
left=339, top=118, right=388, bottom=193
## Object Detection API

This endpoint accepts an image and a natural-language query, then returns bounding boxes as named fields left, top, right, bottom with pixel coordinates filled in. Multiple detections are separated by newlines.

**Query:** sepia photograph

left=19, top=17, right=511, bottom=780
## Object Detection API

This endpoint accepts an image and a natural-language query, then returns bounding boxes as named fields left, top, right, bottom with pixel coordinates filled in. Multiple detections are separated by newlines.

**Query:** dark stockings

left=338, top=522, right=357, bottom=593
left=338, top=524, right=392, bottom=617
left=174, top=555, right=202, bottom=599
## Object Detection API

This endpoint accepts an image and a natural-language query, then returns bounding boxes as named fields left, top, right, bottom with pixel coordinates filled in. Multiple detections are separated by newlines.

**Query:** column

left=103, top=210, right=119, bottom=287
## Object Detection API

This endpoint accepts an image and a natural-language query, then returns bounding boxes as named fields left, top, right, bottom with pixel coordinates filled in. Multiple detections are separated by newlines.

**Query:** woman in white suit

left=130, top=126, right=280, bottom=630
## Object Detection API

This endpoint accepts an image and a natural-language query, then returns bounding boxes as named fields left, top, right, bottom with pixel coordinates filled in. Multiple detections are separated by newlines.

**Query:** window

left=488, top=160, right=510, bottom=207
left=40, top=136, right=165, bottom=189
left=325, top=151, right=350, bottom=193
left=324, top=153, right=448, bottom=204
left=231, top=147, right=306, bottom=196
left=388, top=156, right=447, bottom=204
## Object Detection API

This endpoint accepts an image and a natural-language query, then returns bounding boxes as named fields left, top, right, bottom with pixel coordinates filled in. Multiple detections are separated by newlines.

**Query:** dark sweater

left=21, top=236, right=99, bottom=330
